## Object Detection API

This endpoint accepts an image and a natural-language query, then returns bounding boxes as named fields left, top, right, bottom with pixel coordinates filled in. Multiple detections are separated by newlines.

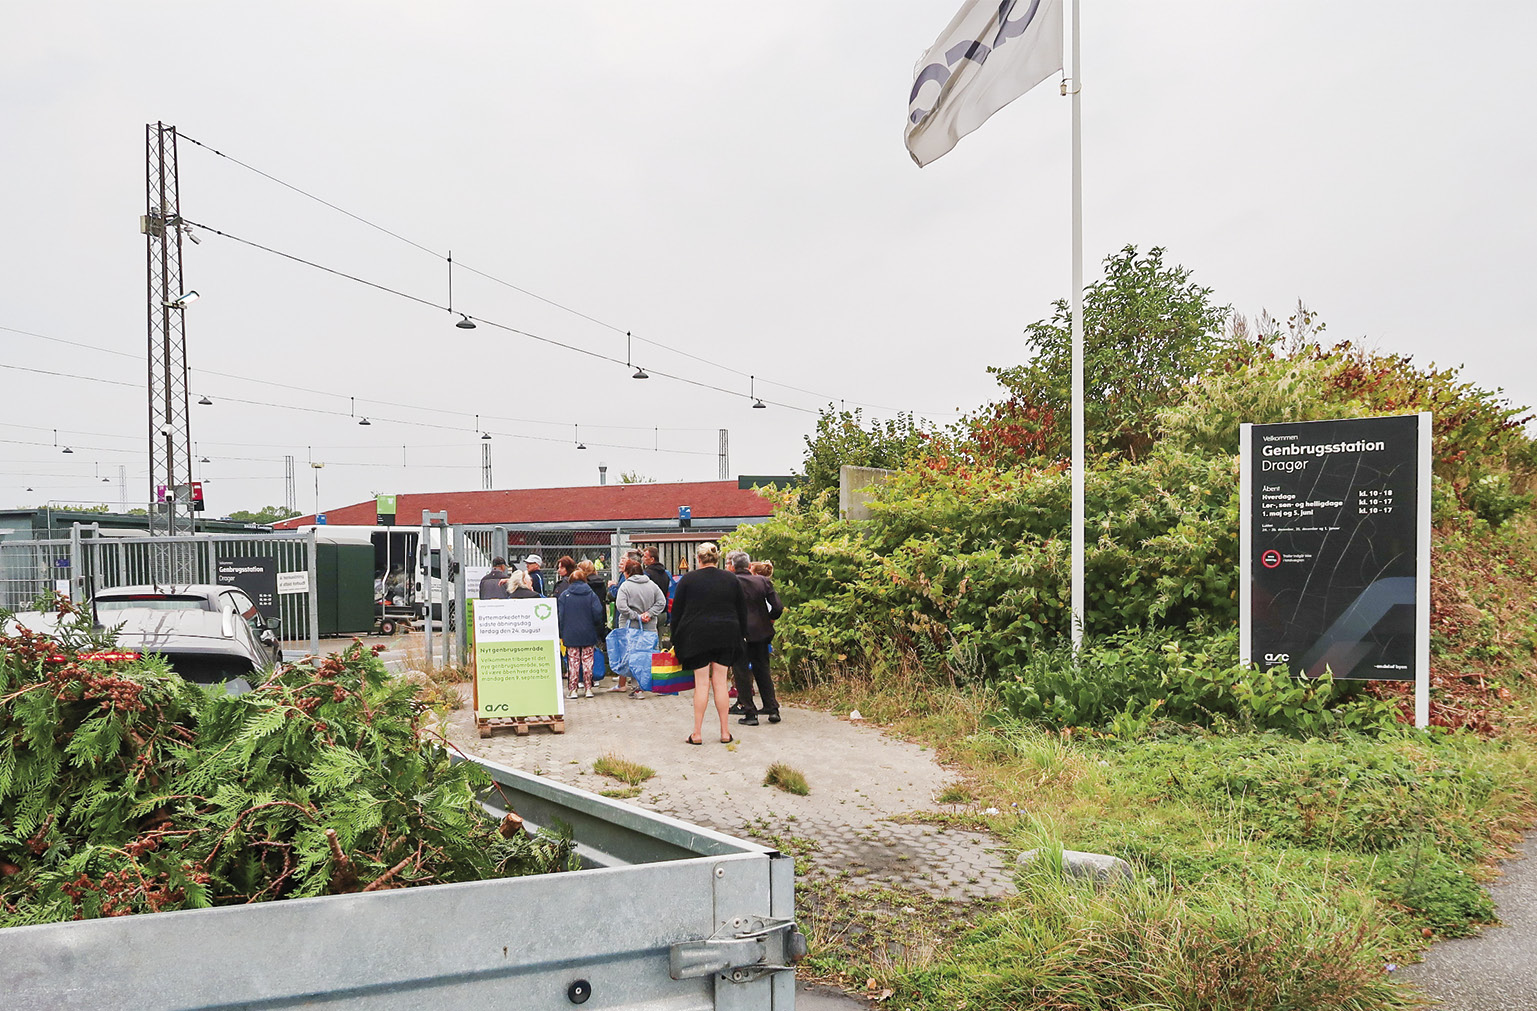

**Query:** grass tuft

left=935, top=782, right=974, bottom=805
left=765, top=762, right=811, bottom=796
left=593, top=753, right=656, bottom=786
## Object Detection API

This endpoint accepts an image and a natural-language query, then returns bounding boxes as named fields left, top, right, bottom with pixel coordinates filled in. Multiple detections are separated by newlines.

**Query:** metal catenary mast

left=142, top=121, right=197, bottom=545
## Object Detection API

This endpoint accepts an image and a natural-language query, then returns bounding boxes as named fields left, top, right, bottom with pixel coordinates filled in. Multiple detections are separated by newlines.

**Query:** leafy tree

left=797, top=407, right=929, bottom=500
left=46, top=504, right=113, bottom=514
left=992, top=245, right=1232, bottom=461
left=226, top=505, right=302, bottom=524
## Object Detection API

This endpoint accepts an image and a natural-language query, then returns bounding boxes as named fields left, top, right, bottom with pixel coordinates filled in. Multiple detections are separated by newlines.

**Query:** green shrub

left=0, top=616, right=574, bottom=926
left=993, top=629, right=1402, bottom=739
left=729, top=326, right=1537, bottom=745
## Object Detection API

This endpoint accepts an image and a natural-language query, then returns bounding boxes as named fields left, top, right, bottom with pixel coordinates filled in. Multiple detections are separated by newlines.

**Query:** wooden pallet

left=467, top=654, right=565, bottom=737
left=477, top=715, right=565, bottom=738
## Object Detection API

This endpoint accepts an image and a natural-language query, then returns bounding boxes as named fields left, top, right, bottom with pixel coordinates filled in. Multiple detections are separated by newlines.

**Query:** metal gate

left=0, top=524, right=320, bottom=655
left=451, top=526, right=625, bottom=663
left=0, top=536, right=74, bottom=611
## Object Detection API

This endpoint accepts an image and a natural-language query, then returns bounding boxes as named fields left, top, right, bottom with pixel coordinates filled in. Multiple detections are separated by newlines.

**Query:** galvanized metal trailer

left=0, top=756, right=804, bottom=1010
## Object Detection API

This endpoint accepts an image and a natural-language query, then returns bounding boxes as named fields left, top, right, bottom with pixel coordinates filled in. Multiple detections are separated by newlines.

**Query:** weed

left=935, top=783, right=973, bottom=804
left=1376, top=842, right=1496, bottom=937
left=764, top=762, right=810, bottom=796
left=592, top=754, right=656, bottom=787
left=755, top=833, right=821, bottom=876
left=599, top=786, right=643, bottom=800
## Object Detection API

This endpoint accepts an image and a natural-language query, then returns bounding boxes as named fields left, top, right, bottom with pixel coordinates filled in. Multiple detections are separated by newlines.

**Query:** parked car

left=4, top=584, right=282, bottom=687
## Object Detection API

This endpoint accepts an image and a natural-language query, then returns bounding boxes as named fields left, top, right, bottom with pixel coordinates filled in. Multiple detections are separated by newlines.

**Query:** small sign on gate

left=217, top=556, right=279, bottom=621
left=276, top=571, right=309, bottom=595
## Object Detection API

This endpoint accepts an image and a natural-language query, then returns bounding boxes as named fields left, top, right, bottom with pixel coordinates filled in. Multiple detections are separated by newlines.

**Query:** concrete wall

left=838, top=466, right=895, bottom=521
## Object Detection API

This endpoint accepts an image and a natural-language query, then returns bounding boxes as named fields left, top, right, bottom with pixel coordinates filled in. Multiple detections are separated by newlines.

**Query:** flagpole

left=1069, top=0, right=1085, bottom=651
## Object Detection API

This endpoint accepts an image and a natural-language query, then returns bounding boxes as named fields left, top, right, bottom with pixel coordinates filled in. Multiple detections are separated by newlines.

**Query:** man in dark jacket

left=726, top=550, right=784, bottom=725
left=522, top=554, right=545, bottom=596
left=642, top=547, right=672, bottom=636
left=478, top=557, right=512, bottom=599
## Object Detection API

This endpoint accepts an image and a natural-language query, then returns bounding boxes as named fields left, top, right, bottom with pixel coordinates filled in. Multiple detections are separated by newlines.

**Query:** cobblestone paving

left=443, top=684, right=1017, bottom=902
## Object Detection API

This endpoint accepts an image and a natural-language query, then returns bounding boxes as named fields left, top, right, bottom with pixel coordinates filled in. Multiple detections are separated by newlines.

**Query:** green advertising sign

left=472, top=598, right=562, bottom=718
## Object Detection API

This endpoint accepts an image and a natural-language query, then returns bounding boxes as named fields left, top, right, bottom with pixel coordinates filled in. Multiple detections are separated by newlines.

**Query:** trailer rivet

left=566, top=978, right=592, bottom=1004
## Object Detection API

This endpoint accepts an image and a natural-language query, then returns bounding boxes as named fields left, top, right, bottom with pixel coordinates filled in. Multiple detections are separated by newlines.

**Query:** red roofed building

left=274, top=480, right=778, bottom=536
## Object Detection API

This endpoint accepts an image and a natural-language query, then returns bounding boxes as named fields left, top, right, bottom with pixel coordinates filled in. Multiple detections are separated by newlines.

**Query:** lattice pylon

left=144, top=123, right=195, bottom=567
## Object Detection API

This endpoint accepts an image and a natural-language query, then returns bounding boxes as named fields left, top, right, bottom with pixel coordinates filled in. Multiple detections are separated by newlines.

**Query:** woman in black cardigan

left=669, top=542, right=747, bottom=745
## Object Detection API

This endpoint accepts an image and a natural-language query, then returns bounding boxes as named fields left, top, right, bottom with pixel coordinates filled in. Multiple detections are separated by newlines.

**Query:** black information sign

left=216, top=556, right=278, bottom=622
left=1241, top=414, right=1429, bottom=683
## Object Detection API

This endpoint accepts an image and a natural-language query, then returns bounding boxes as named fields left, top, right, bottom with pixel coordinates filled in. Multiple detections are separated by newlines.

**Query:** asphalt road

left=1398, top=836, right=1537, bottom=1009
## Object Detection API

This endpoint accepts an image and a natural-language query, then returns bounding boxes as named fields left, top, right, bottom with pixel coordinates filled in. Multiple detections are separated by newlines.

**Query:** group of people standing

left=536, top=541, right=784, bottom=745
left=477, top=554, right=545, bottom=599
left=550, top=546, right=676, bottom=700
left=671, top=543, right=784, bottom=746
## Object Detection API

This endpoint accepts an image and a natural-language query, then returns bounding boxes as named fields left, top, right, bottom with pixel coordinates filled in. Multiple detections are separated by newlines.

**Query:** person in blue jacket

left=557, top=574, right=606, bottom=699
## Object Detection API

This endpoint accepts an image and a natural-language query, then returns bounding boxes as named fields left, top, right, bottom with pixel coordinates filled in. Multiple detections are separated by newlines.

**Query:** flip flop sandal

left=720, top=735, right=734, bottom=745
left=686, top=735, right=704, bottom=746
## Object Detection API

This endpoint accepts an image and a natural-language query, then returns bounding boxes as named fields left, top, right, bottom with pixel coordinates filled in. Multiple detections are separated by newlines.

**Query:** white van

left=290, top=523, right=491, bottom=628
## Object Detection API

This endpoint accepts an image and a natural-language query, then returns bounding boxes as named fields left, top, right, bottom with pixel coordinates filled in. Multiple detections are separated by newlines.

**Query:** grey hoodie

left=615, top=572, right=667, bottom=626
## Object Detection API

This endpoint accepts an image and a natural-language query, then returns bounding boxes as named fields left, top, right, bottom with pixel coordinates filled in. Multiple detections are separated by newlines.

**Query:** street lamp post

left=310, top=461, right=324, bottom=516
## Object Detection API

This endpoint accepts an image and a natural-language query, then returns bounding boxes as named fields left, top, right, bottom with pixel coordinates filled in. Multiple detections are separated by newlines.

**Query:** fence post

left=454, top=525, right=469, bottom=664
left=420, top=510, right=450, bottom=669
left=439, top=526, right=453, bottom=667
left=306, top=528, right=320, bottom=657
left=68, top=524, right=83, bottom=604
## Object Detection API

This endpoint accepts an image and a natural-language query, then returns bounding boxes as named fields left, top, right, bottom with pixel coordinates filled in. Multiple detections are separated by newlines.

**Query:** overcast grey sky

left=4, top=2, right=1534, bottom=518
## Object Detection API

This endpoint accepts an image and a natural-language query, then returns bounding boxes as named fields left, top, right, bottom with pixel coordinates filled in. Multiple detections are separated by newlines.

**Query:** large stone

left=1016, top=848, right=1134, bottom=885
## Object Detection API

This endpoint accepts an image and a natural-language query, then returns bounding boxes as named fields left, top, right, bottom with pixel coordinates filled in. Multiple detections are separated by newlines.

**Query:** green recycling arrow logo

left=534, top=603, right=552, bottom=621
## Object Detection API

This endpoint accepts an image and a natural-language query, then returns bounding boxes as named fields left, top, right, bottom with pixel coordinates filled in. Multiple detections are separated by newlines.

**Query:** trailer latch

left=669, top=916, right=807, bottom=983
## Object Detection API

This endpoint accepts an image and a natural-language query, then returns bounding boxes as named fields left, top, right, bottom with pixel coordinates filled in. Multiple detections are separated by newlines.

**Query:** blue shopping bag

left=605, top=622, right=659, bottom=690
left=604, top=627, right=633, bottom=680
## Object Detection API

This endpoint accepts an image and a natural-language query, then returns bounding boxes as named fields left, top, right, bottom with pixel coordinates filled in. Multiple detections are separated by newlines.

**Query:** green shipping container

left=315, top=538, right=375, bottom=636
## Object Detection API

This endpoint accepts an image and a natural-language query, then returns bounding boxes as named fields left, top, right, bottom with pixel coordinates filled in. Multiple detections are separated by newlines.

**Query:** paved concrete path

left=1398, top=837, right=1537, bottom=1010
left=444, top=685, right=1016, bottom=904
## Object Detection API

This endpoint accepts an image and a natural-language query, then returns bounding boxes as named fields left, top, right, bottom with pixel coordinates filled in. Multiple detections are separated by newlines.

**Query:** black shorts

left=678, top=644, right=741, bottom=671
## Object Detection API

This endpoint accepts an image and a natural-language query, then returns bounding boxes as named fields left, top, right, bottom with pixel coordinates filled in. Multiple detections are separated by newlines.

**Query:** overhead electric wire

left=177, top=217, right=816, bottom=414
left=0, top=362, right=138, bottom=390
left=178, top=219, right=446, bottom=314
left=3, top=324, right=714, bottom=436
left=165, top=387, right=721, bottom=456
left=179, top=133, right=441, bottom=259
left=177, top=130, right=962, bottom=419
left=0, top=358, right=716, bottom=459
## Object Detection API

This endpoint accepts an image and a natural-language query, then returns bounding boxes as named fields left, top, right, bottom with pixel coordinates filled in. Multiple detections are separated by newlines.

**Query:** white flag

left=905, top=0, right=1064, bottom=167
